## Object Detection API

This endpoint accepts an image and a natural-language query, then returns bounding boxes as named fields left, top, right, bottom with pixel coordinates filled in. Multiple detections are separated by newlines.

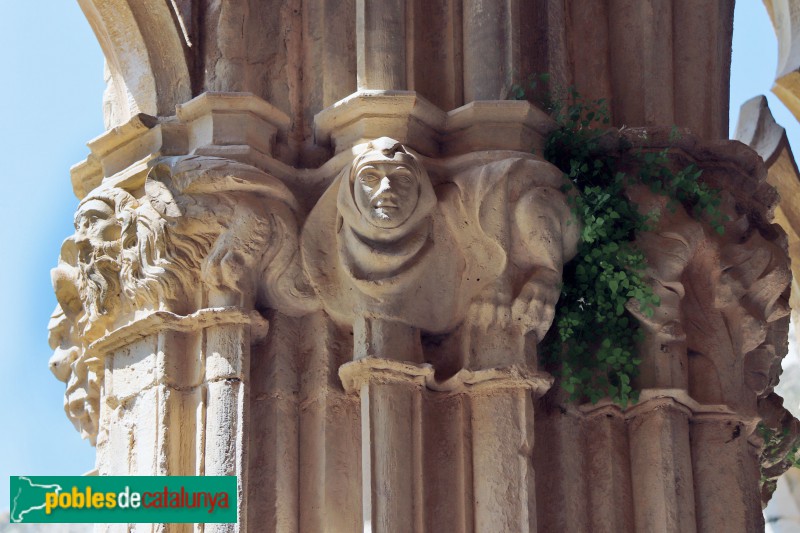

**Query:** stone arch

left=78, top=0, right=191, bottom=126
left=766, top=0, right=800, bottom=117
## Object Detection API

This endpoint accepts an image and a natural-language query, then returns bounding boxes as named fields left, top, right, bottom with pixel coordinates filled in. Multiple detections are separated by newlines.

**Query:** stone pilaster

left=465, top=369, right=549, bottom=533
left=340, top=359, right=432, bottom=533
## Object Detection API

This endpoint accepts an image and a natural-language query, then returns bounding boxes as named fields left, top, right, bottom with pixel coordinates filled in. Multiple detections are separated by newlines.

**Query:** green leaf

left=609, top=279, right=619, bottom=294
left=530, top=76, right=725, bottom=408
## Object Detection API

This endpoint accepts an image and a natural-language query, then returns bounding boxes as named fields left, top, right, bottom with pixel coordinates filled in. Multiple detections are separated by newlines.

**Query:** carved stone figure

left=626, top=180, right=791, bottom=400
left=143, top=156, right=314, bottom=313
left=48, top=307, right=99, bottom=444
left=49, top=188, right=145, bottom=443
left=49, top=155, right=311, bottom=444
left=302, top=138, right=579, bottom=369
left=48, top=188, right=154, bottom=442
left=52, top=188, right=135, bottom=342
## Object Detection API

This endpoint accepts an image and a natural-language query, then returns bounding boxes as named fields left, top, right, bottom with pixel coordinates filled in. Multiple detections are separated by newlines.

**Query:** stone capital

left=338, top=358, right=434, bottom=394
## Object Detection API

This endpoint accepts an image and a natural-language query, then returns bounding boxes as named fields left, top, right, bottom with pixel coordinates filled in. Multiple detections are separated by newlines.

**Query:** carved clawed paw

left=202, top=243, right=251, bottom=297
left=201, top=213, right=273, bottom=304
left=465, top=273, right=562, bottom=343
left=467, top=293, right=513, bottom=331
left=465, top=283, right=510, bottom=324
left=511, top=276, right=561, bottom=342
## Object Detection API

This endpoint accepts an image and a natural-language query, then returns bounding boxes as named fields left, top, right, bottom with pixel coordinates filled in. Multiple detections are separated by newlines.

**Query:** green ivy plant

left=758, top=423, right=800, bottom=482
left=513, top=74, right=725, bottom=406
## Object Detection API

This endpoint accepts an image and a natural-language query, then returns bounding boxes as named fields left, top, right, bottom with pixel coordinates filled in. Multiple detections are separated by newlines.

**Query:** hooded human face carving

left=354, top=155, right=420, bottom=229
left=335, top=138, right=437, bottom=246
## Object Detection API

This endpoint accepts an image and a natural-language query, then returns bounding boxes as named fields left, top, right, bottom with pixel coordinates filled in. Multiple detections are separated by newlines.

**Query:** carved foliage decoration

left=623, top=151, right=789, bottom=405
left=613, top=135, right=794, bottom=503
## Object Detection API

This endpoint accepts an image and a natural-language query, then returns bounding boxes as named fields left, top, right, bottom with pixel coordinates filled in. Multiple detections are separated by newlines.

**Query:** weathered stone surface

left=764, top=0, right=800, bottom=123
left=50, top=1, right=796, bottom=531
left=735, top=95, right=800, bottom=506
left=302, top=137, right=578, bottom=370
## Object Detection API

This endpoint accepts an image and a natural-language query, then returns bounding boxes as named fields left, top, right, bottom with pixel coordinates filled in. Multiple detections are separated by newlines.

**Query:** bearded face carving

left=57, top=192, right=135, bottom=341
left=49, top=181, right=198, bottom=444
left=50, top=156, right=313, bottom=443
left=49, top=189, right=141, bottom=443
left=74, top=200, right=122, bottom=322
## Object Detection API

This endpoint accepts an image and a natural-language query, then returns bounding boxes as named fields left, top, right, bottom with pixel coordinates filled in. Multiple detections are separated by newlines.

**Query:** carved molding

left=78, top=0, right=191, bottom=125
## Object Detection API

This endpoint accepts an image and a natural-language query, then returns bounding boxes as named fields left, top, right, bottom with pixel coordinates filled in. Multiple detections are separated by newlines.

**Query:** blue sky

left=0, top=1, right=103, bottom=511
left=0, top=0, right=796, bottom=514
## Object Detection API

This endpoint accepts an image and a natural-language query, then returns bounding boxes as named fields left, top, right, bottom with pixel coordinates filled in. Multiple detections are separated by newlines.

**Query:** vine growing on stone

left=758, top=423, right=800, bottom=484
left=513, top=74, right=725, bottom=406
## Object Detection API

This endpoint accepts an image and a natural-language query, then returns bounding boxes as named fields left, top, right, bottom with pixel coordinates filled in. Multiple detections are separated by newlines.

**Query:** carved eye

left=360, top=172, right=380, bottom=184
left=390, top=170, right=413, bottom=185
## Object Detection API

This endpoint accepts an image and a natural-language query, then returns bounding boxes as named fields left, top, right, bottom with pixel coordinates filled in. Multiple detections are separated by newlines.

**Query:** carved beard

left=76, top=240, right=123, bottom=339
left=65, top=359, right=100, bottom=445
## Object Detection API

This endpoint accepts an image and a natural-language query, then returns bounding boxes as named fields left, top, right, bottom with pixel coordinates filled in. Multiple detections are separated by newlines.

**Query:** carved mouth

left=374, top=197, right=399, bottom=209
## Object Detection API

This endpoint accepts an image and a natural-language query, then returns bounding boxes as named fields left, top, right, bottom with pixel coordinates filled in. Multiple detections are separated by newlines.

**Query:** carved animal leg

left=353, top=316, right=423, bottom=363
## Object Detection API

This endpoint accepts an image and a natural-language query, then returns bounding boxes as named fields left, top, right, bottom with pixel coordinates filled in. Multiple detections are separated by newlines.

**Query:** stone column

left=89, top=309, right=259, bottom=533
left=533, top=403, right=588, bottom=532
left=466, top=370, right=548, bottom=533
left=462, top=0, right=512, bottom=101
left=627, top=398, right=697, bottom=533
left=421, top=393, right=471, bottom=533
left=357, top=0, right=407, bottom=90
left=296, top=313, right=361, bottom=533
left=340, top=359, right=432, bottom=533
left=691, top=415, right=763, bottom=532
left=203, top=322, right=252, bottom=532
left=583, top=406, right=635, bottom=533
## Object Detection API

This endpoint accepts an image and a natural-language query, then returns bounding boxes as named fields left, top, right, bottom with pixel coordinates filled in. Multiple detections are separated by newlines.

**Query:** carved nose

left=376, top=176, right=392, bottom=193
left=73, top=236, right=93, bottom=263
left=73, top=227, right=91, bottom=247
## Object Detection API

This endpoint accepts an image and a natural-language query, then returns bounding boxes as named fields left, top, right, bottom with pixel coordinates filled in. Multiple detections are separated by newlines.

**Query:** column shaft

left=628, top=402, right=697, bottom=533
left=361, top=380, right=423, bottom=533
left=471, top=388, right=536, bottom=533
